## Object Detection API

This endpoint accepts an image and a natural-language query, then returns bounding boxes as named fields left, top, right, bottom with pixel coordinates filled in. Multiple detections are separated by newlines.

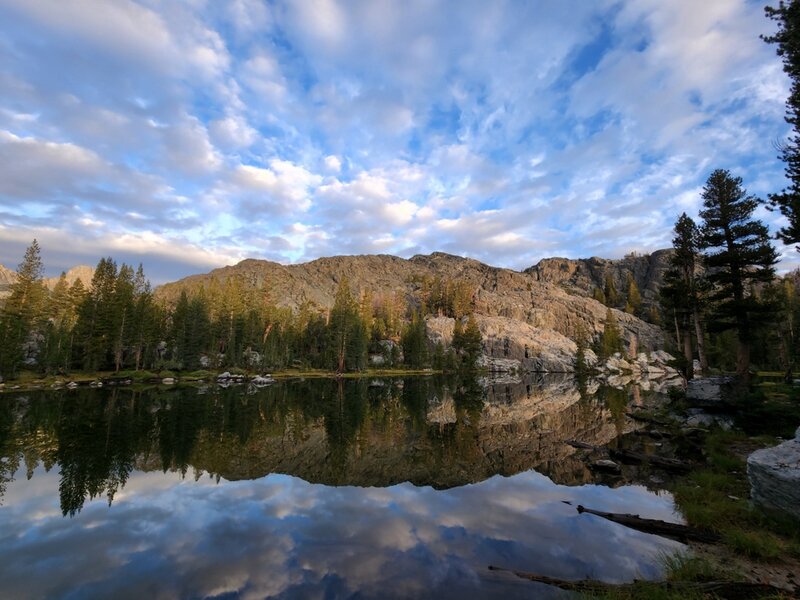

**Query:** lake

left=0, top=375, right=684, bottom=599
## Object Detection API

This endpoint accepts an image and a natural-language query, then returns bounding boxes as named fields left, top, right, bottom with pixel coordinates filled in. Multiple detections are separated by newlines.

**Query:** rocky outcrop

left=0, top=264, right=17, bottom=298
left=157, top=252, right=665, bottom=362
left=0, top=263, right=93, bottom=299
left=747, top=427, right=800, bottom=521
left=597, top=351, right=682, bottom=392
left=46, top=265, right=94, bottom=290
left=427, top=314, right=589, bottom=373
left=525, top=249, right=672, bottom=312
left=686, top=376, right=738, bottom=407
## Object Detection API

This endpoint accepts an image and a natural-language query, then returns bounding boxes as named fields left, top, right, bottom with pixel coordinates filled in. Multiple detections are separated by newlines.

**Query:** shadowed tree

left=662, top=214, right=709, bottom=377
left=764, top=1, right=800, bottom=245
left=698, top=170, right=778, bottom=380
left=0, top=240, right=46, bottom=377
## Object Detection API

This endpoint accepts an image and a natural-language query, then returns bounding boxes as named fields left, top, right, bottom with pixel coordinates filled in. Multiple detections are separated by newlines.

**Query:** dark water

left=0, top=376, right=683, bottom=599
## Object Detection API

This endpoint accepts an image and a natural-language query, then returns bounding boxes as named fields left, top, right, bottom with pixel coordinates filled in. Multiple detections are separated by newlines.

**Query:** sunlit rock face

left=0, top=263, right=94, bottom=300
left=156, top=252, right=665, bottom=354
left=0, top=263, right=16, bottom=298
left=526, top=250, right=673, bottom=313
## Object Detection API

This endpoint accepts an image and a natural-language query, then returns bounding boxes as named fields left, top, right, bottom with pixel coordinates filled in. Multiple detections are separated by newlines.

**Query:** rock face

left=747, top=427, right=800, bottom=521
left=0, top=264, right=17, bottom=298
left=525, top=249, right=673, bottom=312
left=46, top=265, right=95, bottom=290
left=157, top=252, right=665, bottom=363
left=686, top=376, right=738, bottom=407
left=427, top=314, right=589, bottom=373
left=0, top=263, right=94, bottom=299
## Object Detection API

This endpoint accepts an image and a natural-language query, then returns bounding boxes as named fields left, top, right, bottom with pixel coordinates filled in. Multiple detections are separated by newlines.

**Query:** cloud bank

left=0, top=0, right=794, bottom=280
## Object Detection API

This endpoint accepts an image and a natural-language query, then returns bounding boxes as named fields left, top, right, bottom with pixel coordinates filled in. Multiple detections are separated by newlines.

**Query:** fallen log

left=576, top=504, right=721, bottom=543
left=565, top=439, right=598, bottom=450
left=487, top=566, right=794, bottom=599
left=625, top=411, right=673, bottom=426
left=565, top=440, right=692, bottom=472
left=608, top=447, right=691, bottom=472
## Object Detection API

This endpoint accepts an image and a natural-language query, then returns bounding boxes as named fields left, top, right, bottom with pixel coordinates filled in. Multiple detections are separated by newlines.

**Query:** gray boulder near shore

left=747, top=426, right=800, bottom=522
left=685, top=376, right=738, bottom=407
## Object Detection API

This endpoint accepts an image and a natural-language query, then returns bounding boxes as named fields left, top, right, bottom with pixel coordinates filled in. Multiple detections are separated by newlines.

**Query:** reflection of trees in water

left=0, top=376, right=655, bottom=515
left=0, top=378, right=471, bottom=514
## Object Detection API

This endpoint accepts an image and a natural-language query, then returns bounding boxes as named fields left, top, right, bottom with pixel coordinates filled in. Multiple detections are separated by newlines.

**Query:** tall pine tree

left=698, top=170, right=778, bottom=379
left=664, top=213, right=709, bottom=377
left=0, top=240, right=46, bottom=377
left=764, top=1, right=800, bottom=245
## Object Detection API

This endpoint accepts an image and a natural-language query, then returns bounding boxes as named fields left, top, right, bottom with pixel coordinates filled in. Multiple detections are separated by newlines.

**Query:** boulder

left=590, top=459, right=621, bottom=473
left=476, top=356, right=522, bottom=373
left=747, top=427, right=800, bottom=521
left=685, top=376, right=737, bottom=407
left=426, top=314, right=580, bottom=373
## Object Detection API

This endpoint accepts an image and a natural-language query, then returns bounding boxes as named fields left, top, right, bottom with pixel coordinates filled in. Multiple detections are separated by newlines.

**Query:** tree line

left=0, top=243, right=483, bottom=379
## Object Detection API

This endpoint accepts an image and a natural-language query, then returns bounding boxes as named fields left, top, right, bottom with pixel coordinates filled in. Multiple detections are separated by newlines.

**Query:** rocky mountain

left=48, top=265, right=94, bottom=290
left=526, top=249, right=673, bottom=311
left=157, top=252, right=667, bottom=361
left=0, top=264, right=16, bottom=297
left=0, top=264, right=94, bottom=299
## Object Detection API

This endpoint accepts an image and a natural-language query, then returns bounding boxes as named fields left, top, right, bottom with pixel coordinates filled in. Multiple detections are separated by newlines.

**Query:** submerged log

left=576, top=504, right=721, bottom=543
left=487, top=566, right=793, bottom=599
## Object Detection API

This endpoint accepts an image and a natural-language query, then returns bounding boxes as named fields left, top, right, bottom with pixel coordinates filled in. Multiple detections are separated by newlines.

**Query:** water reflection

left=0, top=376, right=681, bottom=599
left=0, top=376, right=666, bottom=516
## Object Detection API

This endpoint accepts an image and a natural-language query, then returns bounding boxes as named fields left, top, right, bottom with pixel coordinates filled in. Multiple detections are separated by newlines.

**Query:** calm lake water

left=0, top=376, right=684, bottom=599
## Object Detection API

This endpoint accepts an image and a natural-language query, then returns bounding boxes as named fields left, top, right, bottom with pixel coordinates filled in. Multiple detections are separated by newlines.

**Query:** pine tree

left=624, top=273, right=642, bottom=315
left=574, top=323, right=590, bottom=376
left=592, top=287, right=607, bottom=305
left=764, top=2, right=800, bottom=245
left=603, top=274, right=618, bottom=307
left=41, top=273, right=74, bottom=373
left=111, top=264, right=135, bottom=372
left=75, top=258, right=118, bottom=371
left=599, top=308, right=624, bottom=359
left=401, top=310, right=428, bottom=368
left=329, top=278, right=366, bottom=372
left=668, top=213, right=709, bottom=376
left=698, top=169, right=778, bottom=379
left=660, top=265, right=694, bottom=378
left=130, top=265, right=156, bottom=371
left=0, top=240, right=46, bottom=377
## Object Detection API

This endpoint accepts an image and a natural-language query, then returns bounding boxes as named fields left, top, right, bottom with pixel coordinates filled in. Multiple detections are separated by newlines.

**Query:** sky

left=0, top=0, right=796, bottom=282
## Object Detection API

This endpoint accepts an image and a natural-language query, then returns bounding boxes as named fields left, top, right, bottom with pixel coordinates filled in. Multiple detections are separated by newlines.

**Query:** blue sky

left=0, top=0, right=794, bottom=282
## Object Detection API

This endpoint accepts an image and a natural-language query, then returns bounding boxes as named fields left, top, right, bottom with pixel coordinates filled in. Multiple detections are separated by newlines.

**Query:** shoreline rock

left=747, top=426, right=800, bottom=521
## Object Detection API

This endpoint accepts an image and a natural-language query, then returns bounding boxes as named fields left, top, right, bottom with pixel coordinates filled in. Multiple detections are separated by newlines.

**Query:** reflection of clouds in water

left=0, top=468, right=682, bottom=599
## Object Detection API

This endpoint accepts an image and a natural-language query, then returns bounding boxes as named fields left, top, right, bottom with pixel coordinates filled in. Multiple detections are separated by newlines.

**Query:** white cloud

left=209, top=115, right=257, bottom=150
left=0, top=0, right=794, bottom=276
left=229, top=160, right=322, bottom=213
left=324, top=155, right=342, bottom=173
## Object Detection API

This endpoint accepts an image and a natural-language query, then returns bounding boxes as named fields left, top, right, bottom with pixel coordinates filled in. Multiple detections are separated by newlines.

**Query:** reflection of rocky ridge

left=164, top=378, right=644, bottom=489
left=0, top=377, right=663, bottom=515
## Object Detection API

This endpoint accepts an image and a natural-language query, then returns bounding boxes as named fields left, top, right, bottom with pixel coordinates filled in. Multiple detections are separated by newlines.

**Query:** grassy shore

left=591, top=379, right=800, bottom=599
left=0, top=366, right=449, bottom=392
